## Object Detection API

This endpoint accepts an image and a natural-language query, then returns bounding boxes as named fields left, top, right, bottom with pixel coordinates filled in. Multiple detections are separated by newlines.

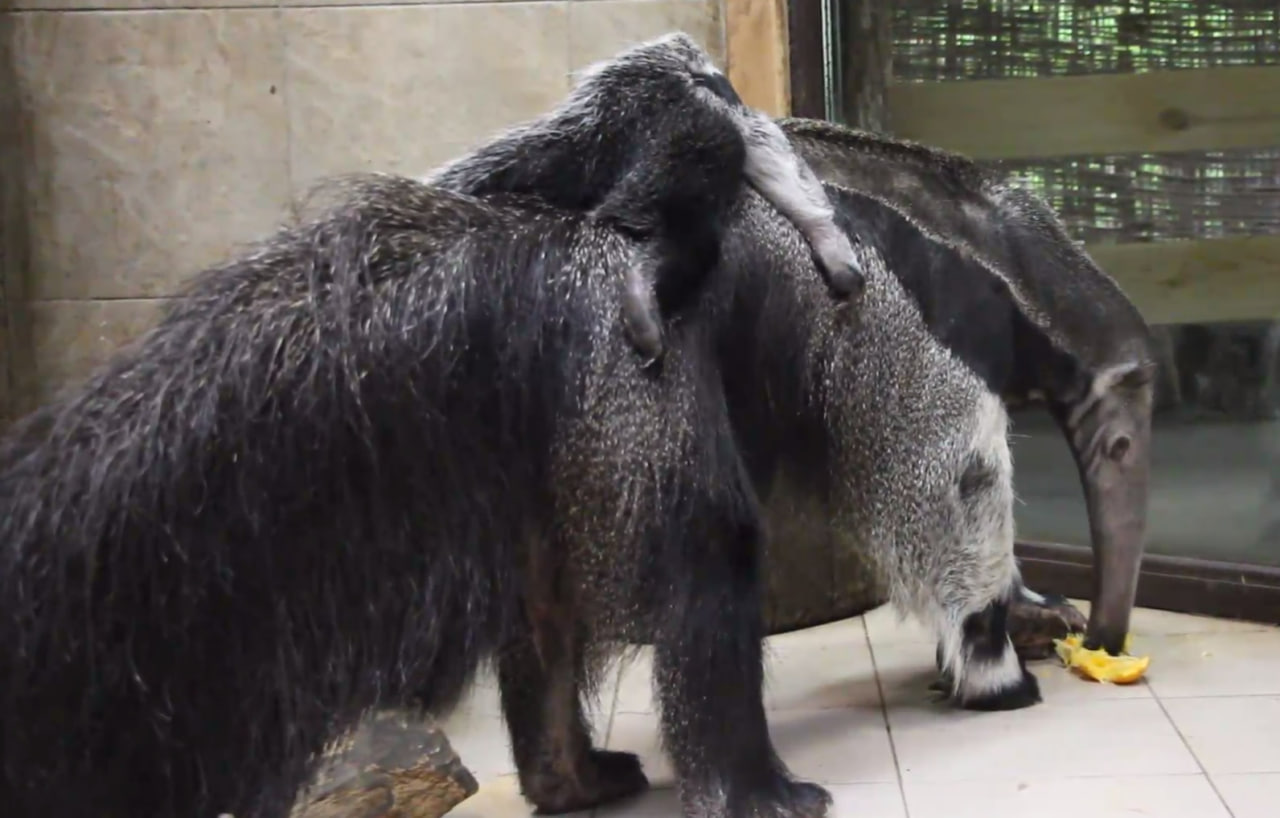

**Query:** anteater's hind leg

left=932, top=584, right=1043, bottom=711
left=651, top=429, right=831, bottom=818
left=926, top=396, right=1042, bottom=711
left=499, top=595, right=648, bottom=814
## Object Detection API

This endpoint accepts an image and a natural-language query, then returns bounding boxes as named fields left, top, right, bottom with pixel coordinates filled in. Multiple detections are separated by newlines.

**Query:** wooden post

left=0, top=20, right=31, bottom=429
left=840, top=0, right=895, bottom=133
left=726, top=0, right=792, bottom=117
left=0, top=176, right=35, bottom=429
left=784, top=0, right=826, bottom=120
left=1, top=20, right=15, bottom=428
left=0, top=283, right=12, bottom=428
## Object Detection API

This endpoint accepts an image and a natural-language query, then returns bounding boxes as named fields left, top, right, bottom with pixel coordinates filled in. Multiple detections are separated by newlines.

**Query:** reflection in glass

left=1012, top=318, right=1280, bottom=566
left=833, top=0, right=1280, bottom=569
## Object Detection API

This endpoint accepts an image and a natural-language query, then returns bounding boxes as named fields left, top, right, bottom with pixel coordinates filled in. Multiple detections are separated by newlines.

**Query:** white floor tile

left=593, top=782, right=908, bottom=818
left=1211, top=772, right=1280, bottom=818
left=594, top=784, right=681, bottom=817
left=827, top=783, right=908, bottom=818
left=1133, top=608, right=1278, bottom=637
left=451, top=660, right=621, bottom=718
left=1162, top=696, right=1280, bottom=774
left=606, top=706, right=897, bottom=790
left=863, top=604, right=933, bottom=646
left=613, top=648, right=656, bottom=715
left=591, top=783, right=906, bottom=814
left=1021, top=654, right=1153, bottom=704
left=889, top=698, right=1200, bottom=782
left=613, top=621, right=879, bottom=715
left=870, top=639, right=1152, bottom=709
left=903, top=774, right=1231, bottom=818
left=770, top=707, right=899, bottom=784
left=1142, top=631, right=1280, bottom=698
left=447, top=775, right=538, bottom=818
left=764, top=623, right=881, bottom=712
left=431, top=605, right=1275, bottom=818
left=606, top=712, right=675, bottom=787
left=454, top=670, right=503, bottom=717
left=1068, top=599, right=1278, bottom=637
left=865, top=597, right=1273, bottom=648
left=440, top=696, right=612, bottom=785
left=439, top=710, right=517, bottom=782
left=770, top=617, right=871, bottom=652
left=864, top=641, right=942, bottom=708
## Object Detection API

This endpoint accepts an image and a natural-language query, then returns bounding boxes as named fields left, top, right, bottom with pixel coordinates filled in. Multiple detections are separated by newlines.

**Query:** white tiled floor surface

left=441, top=602, right=1280, bottom=818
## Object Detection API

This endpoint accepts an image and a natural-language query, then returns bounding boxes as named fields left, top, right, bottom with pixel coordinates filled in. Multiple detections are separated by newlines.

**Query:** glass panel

left=824, top=0, right=1280, bottom=568
left=1010, top=319, right=1280, bottom=567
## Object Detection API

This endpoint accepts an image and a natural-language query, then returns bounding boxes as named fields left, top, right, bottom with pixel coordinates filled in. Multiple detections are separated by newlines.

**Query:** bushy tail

left=0, top=176, right=587, bottom=818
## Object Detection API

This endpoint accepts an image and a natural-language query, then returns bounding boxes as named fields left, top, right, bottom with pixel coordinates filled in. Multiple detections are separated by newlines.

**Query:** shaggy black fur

left=0, top=176, right=835, bottom=818
left=824, top=183, right=1063, bottom=398
left=783, top=117, right=1156, bottom=658
left=428, top=33, right=861, bottom=364
left=428, top=38, right=746, bottom=365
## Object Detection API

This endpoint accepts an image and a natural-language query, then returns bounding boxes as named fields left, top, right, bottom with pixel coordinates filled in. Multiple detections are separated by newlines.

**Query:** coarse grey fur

left=780, top=116, right=1157, bottom=655
left=0, top=164, right=1037, bottom=818
left=425, top=32, right=862, bottom=363
left=740, top=238, right=1033, bottom=710
left=713, top=193, right=1040, bottom=714
left=779, top=118, right=1151, bottom=368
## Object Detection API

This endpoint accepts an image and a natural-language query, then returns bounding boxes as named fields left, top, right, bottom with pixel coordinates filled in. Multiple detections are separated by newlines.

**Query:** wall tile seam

left=26, top=297, right=173, bottom=304
left=1, top=0, right=692, bottom=14
left=12, top=0, right=722, bottom=304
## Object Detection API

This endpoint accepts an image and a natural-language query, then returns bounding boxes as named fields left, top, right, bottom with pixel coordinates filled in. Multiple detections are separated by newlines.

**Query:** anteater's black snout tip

left=1083, top=627, right=1129, bottom=658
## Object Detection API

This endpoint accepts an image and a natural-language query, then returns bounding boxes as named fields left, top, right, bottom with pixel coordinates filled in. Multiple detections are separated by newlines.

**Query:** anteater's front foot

left=621, top=294, right=666, bottom=368
left=1009, top=588, right=1088, bottom=660
left=525, top=749, right=649, bottom=815
left=813, top=235, right=866, bottom=301
left=685, top=775, right=832, bottom=818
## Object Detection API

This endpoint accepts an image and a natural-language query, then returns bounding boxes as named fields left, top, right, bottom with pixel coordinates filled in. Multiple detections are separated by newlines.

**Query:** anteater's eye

left=692, top=72, right=742, bottom=107
left=1107, top=435, right=1132, bottom=462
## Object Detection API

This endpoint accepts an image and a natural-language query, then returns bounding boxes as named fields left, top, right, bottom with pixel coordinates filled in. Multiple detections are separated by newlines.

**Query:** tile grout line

left=909, top=770, right=1210, bottom=783
left=8, top=2, right=575, bottom=14
left=562, top=0, right=574, bottom=89
left=601, top=659, right=624, bottom=746
left=277, top=0, right=298, bottom=220
left=591, top=659, right=626, bottom=818
left=1149, top=686, right=1237, bottom=817
left=862, top=616, right=913, bottom=818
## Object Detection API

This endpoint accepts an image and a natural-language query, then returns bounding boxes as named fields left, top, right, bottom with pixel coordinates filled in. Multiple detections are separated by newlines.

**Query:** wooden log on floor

left=289, top=710, right=478, bottom=818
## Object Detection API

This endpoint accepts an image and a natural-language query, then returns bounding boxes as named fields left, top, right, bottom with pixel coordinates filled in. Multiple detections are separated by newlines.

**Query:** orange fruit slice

left=1052, top=632, right=1150, bottom=685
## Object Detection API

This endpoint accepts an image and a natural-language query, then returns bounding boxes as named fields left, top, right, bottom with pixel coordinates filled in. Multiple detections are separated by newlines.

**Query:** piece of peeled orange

left=1052, top=633, right=1150, bottom=685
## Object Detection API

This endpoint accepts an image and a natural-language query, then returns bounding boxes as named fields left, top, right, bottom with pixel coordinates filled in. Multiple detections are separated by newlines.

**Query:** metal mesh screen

left=885, top=2, right=1280, bottom=562
left=893, top=0, right=1280, bottom=82
left=997, top=148, right=1280, bottom=245
left=890, top=0, right=1280, bottom=245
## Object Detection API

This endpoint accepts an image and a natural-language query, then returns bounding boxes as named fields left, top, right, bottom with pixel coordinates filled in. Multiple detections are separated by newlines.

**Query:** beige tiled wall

left=0, top=0, right=725, bottom=415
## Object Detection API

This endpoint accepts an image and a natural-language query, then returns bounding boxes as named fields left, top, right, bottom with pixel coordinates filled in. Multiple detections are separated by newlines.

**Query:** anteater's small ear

left=691, top=71, right=744, bottom=107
